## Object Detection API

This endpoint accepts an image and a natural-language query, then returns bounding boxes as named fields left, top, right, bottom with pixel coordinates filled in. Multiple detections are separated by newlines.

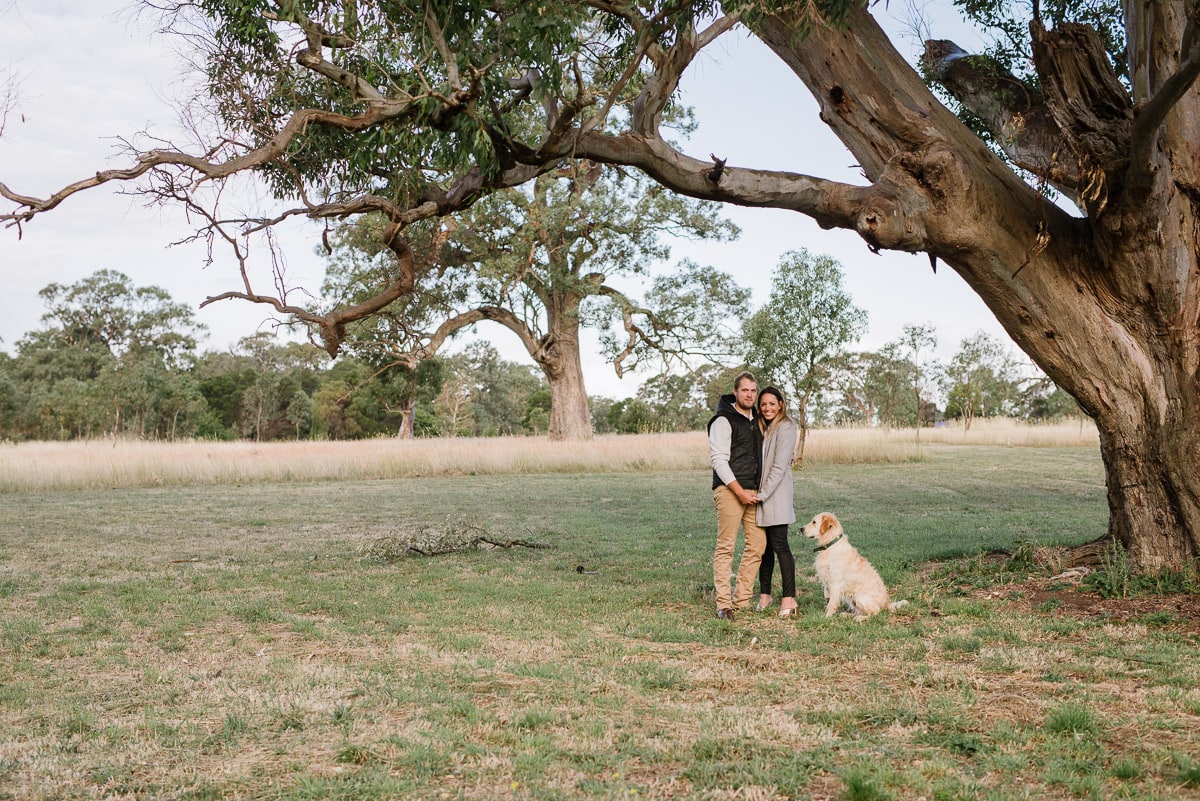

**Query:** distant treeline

left=0, top=270, right=1080, bottom=442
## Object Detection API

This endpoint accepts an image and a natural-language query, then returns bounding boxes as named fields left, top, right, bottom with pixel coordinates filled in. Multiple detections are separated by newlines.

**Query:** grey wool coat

left=756, top=418, right=798, bottom=527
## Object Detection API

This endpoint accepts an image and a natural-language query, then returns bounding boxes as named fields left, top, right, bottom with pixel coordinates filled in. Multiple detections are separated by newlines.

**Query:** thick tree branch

left=382, top=305, right=526, bottom=368
left=1128, top=27, right=1200, bottom=190
left=574, top=130, right=933, bottom=253
left=630, top=12, right=741, bottom=137
left=196, top=203, right=417, bottom=357
left=1028, top=21, right=1133, bottom=210
left=922, top=39, right=1077, bottom=196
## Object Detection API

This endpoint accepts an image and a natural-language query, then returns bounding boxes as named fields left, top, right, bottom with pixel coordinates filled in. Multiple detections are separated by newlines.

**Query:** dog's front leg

left=823, top=585, right=842, bottom=617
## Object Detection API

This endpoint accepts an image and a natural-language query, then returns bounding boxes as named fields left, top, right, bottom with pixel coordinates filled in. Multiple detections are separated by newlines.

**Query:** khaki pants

left=712, top=485, right=766, bottom=610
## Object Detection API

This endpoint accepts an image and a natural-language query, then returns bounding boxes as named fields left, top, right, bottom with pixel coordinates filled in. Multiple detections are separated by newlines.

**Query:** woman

left=753, top=386, right=800, bottom=617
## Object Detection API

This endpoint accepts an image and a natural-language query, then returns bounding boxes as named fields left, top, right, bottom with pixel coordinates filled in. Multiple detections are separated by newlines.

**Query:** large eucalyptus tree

left=322, top=162, right=744, bottom=441
left=2, top=0, right=1198, bottom=570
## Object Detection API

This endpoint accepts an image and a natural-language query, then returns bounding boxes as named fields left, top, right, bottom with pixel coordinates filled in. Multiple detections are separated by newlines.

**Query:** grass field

left=3, top=433, right=1200, bottom=800
left=0, top=417, right=1099, bottom=492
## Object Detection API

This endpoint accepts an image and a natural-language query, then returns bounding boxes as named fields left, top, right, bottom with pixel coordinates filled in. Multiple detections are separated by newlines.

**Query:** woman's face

left=759, top=393, right=781, bottom=421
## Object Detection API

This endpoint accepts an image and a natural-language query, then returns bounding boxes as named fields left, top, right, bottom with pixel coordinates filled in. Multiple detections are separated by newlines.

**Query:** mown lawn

left=2, top=444, right=1199, bottom=800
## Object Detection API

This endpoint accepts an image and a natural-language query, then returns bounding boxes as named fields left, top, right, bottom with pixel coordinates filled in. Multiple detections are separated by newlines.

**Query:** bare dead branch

left=356, top=515, right=554, bottom=561
left=1, top=105, right=406, bottom=228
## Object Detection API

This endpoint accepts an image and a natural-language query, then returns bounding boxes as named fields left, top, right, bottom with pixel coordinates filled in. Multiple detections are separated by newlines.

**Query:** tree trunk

left=527, top=291, right=593, bottom=441
left=1089, top=388, right=1200, bottom=572
left=733, top=6, right=1200, bottom=572
left=541, top=334, right=593, bottom=441
left=396, top=396, right=415, bottom=440
left=794, top=400, right=809, bottom=468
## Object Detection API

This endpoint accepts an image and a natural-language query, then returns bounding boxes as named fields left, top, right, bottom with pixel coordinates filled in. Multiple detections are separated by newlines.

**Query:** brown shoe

left=716, top=608, right=735, bottom=620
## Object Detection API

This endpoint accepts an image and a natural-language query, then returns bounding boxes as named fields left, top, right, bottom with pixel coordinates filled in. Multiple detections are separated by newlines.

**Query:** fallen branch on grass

left=356, top=515, right=554, bottom=562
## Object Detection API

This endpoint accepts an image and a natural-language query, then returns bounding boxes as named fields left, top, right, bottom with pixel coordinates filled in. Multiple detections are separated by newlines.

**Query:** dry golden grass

left=4, top=446, right=1195, bottom=801
left=810, top=415, right=1099, bottom=460
left=0, top=418, right=1098, bottom=492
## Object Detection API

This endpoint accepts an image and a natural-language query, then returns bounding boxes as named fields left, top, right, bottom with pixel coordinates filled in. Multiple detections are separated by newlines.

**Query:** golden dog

left=801, top=512, right=899, bottom=619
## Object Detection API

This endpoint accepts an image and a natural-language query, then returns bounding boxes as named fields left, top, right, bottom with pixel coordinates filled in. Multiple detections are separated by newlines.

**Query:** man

left=706, top=371, right=766, bottom=619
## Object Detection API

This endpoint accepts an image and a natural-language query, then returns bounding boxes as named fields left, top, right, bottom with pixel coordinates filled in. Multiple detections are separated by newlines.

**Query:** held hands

left=727, top=481, right=760, bottom=505
left=736, top=487, right=761, bottom=505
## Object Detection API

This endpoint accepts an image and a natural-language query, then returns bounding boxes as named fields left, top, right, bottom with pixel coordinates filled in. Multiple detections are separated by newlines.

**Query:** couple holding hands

left=707, top=371, right=798, bottom=620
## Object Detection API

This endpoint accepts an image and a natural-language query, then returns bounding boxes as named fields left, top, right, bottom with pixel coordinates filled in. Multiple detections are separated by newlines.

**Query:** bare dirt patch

left=977, top=570, right=1200, bottom=635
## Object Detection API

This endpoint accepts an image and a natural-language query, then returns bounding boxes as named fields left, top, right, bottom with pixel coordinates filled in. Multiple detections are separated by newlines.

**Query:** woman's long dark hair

left=757, top=386, right=790, bottom=435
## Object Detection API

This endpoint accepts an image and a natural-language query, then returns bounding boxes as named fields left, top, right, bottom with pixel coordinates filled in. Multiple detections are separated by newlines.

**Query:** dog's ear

left=821, top=514, right=837, bottom=536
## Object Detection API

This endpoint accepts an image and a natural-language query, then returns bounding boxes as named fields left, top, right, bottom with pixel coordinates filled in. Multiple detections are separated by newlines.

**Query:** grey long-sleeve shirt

left=707, top=414, right=746, bottom=487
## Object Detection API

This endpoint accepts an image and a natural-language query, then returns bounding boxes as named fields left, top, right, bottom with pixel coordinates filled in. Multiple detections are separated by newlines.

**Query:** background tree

left=7, top=270, right=206, bottom=439
left=36, top=269, right=202, bottom=369
left=321, top=162, right=744, bottom=441
left=1020, top=377, right=1084, bottom=423
left=744, top=249, right=867, bottom=464
left=940, top=332, right=1021, bottom=429
left=316, top=218, right=471, bottom=438
left=431, top=360, right=477, bottom=438
left=600, top=370, right=716, bottom=433
left=435, top=342, right=546, bottom=438
left=854, top=347, right=921, bottom=429
left=193, top=335, right=328, bottom=440
left=6, top=0, right=1200, bottom=569
left=896, top=324, right=940, bottom=440
left=0, top=353, right=16, bottom=434
left=824, top=352, right=879, bottom=426
left=194, top=351, right=258, bottom=440
left=634, top=369, right=718, bottom=432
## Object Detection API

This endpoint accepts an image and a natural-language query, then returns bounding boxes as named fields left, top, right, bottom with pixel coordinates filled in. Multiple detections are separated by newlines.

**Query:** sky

left=0, top=0, right=1009, bottom=399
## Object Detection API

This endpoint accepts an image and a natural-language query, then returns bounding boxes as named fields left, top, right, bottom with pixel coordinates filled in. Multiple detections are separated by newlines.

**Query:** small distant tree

left=466, top=344, right=545, bottom=437
left=701, top=364, right=752, bottom=414
left=824, top=351, right=878, bottom=425
left=744, top=250, right=867, bottom=464
left=633, top=369, right=715, bottom=432
left=1021, top=377, right=1085, bottom=422
left=235, top=333, right=327, bottom=440
left=894, top=324, right=939, bottom=441
left=432, top=363, right=476, bottom=438
left=940, top=332, right=1021, bottom=429
left=589, top=396, right=617, bottom=434
left=0, top=354, right=17, bottom=438
left=522, top=389, right=553, bottom=435
left=858, top=348, right=920, bottom=429
left=284, top=388, right=313, bottom=439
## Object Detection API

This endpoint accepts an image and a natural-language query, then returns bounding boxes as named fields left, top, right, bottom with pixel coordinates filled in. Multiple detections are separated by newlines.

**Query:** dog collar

left=813, top=534, right=844, bottom=552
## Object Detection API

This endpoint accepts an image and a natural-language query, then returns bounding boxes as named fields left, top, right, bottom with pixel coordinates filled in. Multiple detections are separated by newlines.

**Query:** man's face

left=734, top=380, right=758, bottom=413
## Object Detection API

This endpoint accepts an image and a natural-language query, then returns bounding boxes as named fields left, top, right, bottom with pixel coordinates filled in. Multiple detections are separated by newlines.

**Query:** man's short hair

left=733, top=371, right=757, bottom=390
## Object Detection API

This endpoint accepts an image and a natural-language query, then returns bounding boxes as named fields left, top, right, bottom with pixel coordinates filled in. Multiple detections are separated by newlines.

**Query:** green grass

left=1, top=445, right=1199, bottom=799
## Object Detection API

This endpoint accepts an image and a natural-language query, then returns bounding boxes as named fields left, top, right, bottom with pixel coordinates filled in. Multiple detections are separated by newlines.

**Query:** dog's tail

left=887, top=600, right=909, bottom=611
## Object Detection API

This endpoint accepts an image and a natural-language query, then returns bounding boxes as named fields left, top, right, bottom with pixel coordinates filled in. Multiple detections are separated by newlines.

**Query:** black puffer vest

left=707, top=393, right=761, bottom=491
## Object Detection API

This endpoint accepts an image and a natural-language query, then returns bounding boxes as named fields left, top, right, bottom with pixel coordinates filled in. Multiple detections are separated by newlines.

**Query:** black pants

left=757, top=524, right=796, bottom=599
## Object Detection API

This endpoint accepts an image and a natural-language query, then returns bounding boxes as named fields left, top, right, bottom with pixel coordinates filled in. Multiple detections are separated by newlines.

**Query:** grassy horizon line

left=0, top=417, right=1099, bottom=492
